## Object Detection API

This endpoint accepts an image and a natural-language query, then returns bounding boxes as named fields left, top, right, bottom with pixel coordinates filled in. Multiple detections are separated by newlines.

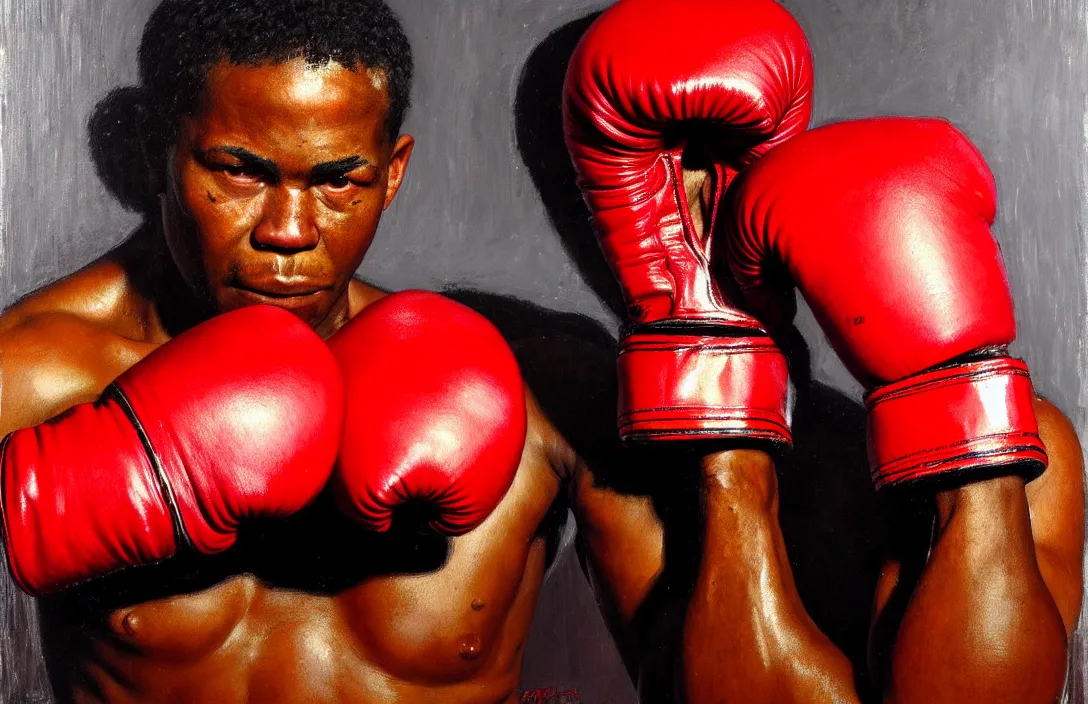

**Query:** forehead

left=189, top=57, right=390, bottom=148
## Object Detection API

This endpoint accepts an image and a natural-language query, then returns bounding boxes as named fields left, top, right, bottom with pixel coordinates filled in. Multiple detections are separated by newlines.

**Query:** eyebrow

left=197, top=147, right=372, bottom=185
left=210, top=147, right=281, bottom=181
left=200, top=145, right=374, bottom=182
left=311, top=155, right=371, bottom=183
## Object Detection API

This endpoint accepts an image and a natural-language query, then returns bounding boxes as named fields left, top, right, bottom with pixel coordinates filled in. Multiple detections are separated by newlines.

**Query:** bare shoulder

left=4, top=252, right=151, bottom=330
left=1024, top=396, right=1084, bottom=633
left=523, top=385, right=580, bottom=485
left=1, top=256, right=158, bottom=435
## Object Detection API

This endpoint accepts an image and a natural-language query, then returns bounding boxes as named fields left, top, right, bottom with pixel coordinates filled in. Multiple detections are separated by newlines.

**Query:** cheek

left=318, top=199, right=384, bottom=265
left=177, top=168, right=264, bottom=256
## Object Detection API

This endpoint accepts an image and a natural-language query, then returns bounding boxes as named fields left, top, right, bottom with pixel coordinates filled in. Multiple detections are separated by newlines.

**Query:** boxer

left=3, top=1, right=1081, bottom=704
left=564, top=2, right=1083, bottom=703
left=0, top=0, right=815, bottom=702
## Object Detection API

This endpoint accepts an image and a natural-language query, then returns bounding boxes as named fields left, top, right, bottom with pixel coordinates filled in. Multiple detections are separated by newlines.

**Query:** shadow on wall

left=74, top=15, right=888, bottom=702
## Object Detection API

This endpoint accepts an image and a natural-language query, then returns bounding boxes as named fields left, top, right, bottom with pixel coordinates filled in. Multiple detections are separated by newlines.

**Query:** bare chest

left=43, top=448, right=564, bottom=703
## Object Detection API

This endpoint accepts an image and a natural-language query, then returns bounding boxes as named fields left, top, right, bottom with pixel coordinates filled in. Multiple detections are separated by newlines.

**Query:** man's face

left=161, top=57, right=414, bottom=331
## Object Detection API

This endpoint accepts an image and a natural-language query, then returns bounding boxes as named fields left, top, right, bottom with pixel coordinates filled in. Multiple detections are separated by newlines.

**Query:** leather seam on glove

left=865, top=359, right=1031, bottom=407
left=874, top=434, right=1047, bottom=487
left=624, top=324, right=772, bottom=337
left=619, top=427, right=793, bottom=441
left=105, top=383, right=190, bottom=552
left=620, top=406, right=790, bottom=417
left=620, top=341, right=781, bottom=354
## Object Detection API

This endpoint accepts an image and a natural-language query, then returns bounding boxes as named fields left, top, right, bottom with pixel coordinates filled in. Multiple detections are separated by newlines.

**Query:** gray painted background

left=0, top=1, right=1085, bottom=702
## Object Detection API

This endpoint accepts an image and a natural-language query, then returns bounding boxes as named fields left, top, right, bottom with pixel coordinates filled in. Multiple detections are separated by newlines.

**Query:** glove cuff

left=617, top=330, right=792, bottom=444
left=1, top=396, right=177, bottom=595
left=866, top=356, right=1047, bottom=489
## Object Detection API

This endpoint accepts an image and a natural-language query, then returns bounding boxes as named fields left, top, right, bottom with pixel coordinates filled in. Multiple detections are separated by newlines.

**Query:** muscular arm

left=565, top=446, right=665, bottom=632
left=681, top=450, right=859, bottom=704
left=870, top=396, right=1082, bottom=704
left=567, top=438, right=860, bottom=703
left=1024, top=397, right=1085, bottom=634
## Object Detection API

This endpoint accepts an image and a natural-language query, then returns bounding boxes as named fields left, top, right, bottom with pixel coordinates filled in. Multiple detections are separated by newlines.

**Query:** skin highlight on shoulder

left=0, top=253, right=161, bottom=435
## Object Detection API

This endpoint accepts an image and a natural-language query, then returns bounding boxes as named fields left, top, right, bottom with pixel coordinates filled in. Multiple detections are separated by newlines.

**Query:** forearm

left=568, top=461, right=665, bottom=630
left=683, top=450, right=858, bottom=704
left=884, top=476, right=1067, bottom=704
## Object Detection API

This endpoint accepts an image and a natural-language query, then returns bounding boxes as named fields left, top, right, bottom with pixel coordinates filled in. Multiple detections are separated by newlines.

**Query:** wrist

left=703, top=449, right=779, bottom=513
left=934, top=473, right=1028, bottom=532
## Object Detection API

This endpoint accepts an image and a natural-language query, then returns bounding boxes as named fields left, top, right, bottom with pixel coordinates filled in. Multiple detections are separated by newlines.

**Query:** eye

left=215, top=164, right=263, bottom=184
left=324, top=175, right=353, bottom=190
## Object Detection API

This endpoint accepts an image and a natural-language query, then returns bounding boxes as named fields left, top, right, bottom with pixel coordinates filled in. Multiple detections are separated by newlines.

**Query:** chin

left=215, top=288, right=334, bottom=329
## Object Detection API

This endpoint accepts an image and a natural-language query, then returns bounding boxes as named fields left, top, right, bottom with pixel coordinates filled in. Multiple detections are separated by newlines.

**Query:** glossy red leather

left=329, top=291, right=526, bottom=535
left=564, top=0, right=813, bottom=324
left=563, top=0, right=811, bottom=443
left=2, top=305, right=344, bottom=594
left=726, top=118, right=1047, bottom=487
left=867, top=358, right=1045, bottom=488
left=1, top=403, right=174, bottom=594
left=618, top=333, right=790, bottom=442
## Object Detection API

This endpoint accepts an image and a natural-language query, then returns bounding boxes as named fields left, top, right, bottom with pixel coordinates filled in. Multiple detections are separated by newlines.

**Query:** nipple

left=458, top=632, right=483, bottom=661
left=110, top=610, right=141, bottom=639
left=471, top=598, right=486, bottom=612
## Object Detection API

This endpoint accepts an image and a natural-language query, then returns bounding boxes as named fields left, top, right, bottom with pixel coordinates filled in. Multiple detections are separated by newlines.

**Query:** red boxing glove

left=563, top=0, right=812, bottom=443
left=1, top=306, right=343, bottom=594
left=329, top=291, right=525, bottom=535
left=725, top=118, right=1047, bottom=488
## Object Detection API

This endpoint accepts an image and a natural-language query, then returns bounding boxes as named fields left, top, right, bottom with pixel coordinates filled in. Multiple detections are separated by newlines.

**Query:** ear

left=383, top=134, right=415, bottom=211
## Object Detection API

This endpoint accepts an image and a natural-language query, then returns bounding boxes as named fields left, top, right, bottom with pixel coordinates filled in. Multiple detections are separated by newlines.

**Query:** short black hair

left=138, top=0, right=413, bottom=155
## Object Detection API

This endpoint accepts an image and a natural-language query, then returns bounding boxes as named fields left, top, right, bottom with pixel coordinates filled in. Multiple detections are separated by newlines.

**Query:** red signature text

left=520, top=687, right=582, bottom=703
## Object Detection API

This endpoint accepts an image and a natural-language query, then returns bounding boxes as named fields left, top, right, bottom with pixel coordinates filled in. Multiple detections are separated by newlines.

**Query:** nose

left=252, top=187, right=319, bottom=252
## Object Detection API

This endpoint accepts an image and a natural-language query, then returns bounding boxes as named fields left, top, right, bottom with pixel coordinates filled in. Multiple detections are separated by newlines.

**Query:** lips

left=231, top=276, right=332, bottom=299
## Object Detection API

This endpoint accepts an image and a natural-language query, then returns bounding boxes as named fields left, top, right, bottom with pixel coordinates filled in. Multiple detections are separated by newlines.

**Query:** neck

left=312, top=286, right=355, bottom=340
left=120, top=224, right=217, bottom=338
